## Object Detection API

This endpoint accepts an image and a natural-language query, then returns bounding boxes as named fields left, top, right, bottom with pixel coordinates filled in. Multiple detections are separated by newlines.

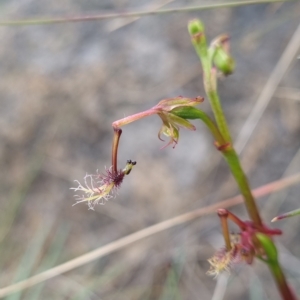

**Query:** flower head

left=71, top=160, right=136, bottom=210
left=112, top=96, right=203, bottom=149
left=207, top=244, right=240, bottom=278
left=208, top=209, right=283, bottom=278
left=154, top=96, right=204, bottom=148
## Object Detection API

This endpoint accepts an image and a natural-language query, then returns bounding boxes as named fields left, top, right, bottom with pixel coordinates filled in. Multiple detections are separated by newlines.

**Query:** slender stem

left=256, top=233, right=296, bottom=300
left=174, top=105, right=264, bottom=226
left=268, top=263, right=297, bottom=300
left=207, top=87, right=232, bottom=143
left=199, top=112, right=226, bottom=146
left=221, top=146, right=263, bottom=227
left=112, top=109, right=157, bottom=128
left=112, top=128, right=122, bottom=174
left=217, top=209, right=231, bottom=251
left=221, top=209, right=248, bottom=230
left=272, top=207, right=300, bottom=222
left=172, top=107, right=226, bottom=146
left=0, top=0, right=292, bottom=27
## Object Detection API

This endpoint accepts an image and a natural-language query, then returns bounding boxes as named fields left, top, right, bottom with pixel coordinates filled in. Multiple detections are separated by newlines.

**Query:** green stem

left=172, top=107, right=226, bottom=146
left=256, top=233, right=296, bottom=300
left=207, top=88, right=232, bottom=143
left=188, top=19, right=295, bottom=299
left=269, top=264, right=297, bottom=300
left=174, top=105, right=262, bottom=225
left=189, top=20, right=261, bottom=226
left=191, top=111, right=225, bottom=144
left=222, top=146, right=263, bottom=226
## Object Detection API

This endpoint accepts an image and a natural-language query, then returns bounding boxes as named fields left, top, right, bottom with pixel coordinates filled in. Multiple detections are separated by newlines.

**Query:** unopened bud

left=188, top=19, right=204, bottom=35
left=211, top=35, right=235, bottom=76
left=188, top=19, right=206, bottom=47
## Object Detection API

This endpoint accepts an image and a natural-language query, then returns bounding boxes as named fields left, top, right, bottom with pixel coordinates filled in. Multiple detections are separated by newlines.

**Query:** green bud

left=213, top=48, right=235, bottom=75
left=188, top=19, right=207, bottom=49
left=211, top=35, right=235, bottom=76
left=188, top=19, right=205, bottom=36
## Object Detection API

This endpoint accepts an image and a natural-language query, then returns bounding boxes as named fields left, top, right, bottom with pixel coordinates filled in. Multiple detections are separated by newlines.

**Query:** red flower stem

left=112, top=128, right=122, bottom=174
left=217, top=209, right=231, bottom=251
left=112, top=109, right=157, bottom=128
left=225, top=209, right=247, bottom=230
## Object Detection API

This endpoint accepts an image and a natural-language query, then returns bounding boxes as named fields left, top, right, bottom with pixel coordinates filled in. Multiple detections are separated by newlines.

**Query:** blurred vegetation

left=0, top=0, right=300, bottom=299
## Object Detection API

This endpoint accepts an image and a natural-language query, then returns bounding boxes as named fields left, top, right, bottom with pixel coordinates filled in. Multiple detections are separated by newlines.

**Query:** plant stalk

left=189, top=20, right=262, bottom=226
left=112, top=109, right=157, bottom=128
left=221, top=146, right=263, bottom=227
left=217, top=209, right=232, bottom=251
left=269, top=263, right=297, bottom=300
left=188, top=19, right=296, bottom=299
left=112, top=128, right=122, bottom=174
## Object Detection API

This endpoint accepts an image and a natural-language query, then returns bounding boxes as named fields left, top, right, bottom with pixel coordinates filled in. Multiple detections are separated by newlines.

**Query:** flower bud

left=188, top=19, right=206, bottom=46
left=211, top=35, right=235, bottom=76
left=188, top=19, right=204, bottom=36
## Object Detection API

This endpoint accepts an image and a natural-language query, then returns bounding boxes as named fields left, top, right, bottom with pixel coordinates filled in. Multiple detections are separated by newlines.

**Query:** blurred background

left=0, top=0, right=300, bottom=299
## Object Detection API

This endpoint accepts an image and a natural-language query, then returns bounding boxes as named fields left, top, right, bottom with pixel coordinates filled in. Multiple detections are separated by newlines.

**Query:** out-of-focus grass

left=249, top=273, right=268, bottom=300
left=25, top=224, right=69, bottom=300
left=6, top=221, right=53, bottom=300
left=0, top=1, right=299, bottom=299
left=0, top=156, right=44, bottom=244
left=158, top=256, right=184, bottom=300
